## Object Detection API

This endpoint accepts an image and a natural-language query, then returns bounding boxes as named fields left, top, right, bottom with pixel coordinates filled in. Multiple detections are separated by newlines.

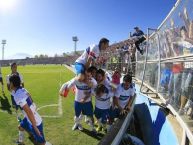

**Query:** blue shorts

left=109, top=107, right=121, bottom=119
left=74, top=62, right=85, bottom=75
left=74, top=101, right=93, bottom=117
left=20, top=118, right=45, bottom=144
left=94, top=107, right=110, bottom=124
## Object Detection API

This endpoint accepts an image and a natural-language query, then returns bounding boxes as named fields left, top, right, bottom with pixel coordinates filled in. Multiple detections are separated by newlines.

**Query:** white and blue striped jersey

left=12, top=88, right=42, bottom=126
left=95, top=87, right=114, bottom=110
left=115, top=83, right=135, bottom=108
left=75, top=44, right=100, bottom=65
left=6, top=72, right=24, bottom=85
left=67, top=78, right=97, bottom=102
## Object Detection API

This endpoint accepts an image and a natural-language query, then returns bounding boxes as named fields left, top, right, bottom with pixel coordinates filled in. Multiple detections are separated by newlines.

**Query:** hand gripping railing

left=98, top=95, right=136, bottom=145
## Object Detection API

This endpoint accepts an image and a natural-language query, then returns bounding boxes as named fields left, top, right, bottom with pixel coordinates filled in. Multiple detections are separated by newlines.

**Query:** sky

left=0, top=0, right=176, bottom=59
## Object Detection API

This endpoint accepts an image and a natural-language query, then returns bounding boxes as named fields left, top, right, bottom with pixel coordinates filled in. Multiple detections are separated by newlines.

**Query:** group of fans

left=59, top=37, right=136, bottom=134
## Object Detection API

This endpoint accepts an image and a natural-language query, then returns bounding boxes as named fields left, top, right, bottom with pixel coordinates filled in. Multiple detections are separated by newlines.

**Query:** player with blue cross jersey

left=65, top=69, right=97, bottom=132
left=9, top=74, right=51, bottom=145
left=94, top=84, right=114, bottom=133
left=111, top=74, right=136, bottom=120
left=74, top=38, right=109, bottom=82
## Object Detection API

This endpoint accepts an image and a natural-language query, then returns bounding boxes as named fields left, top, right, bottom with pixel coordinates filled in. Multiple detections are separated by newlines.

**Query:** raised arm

left=22, top=104, right=41, bottom=137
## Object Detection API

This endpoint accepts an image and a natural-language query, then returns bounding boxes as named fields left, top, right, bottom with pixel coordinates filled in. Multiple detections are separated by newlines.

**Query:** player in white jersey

left=9, top=74, right=51, bottom=145
left=74, top=38, right=109, bottom=81
left=0, top=65, right=5, bottom=95
left=94, top=84, right=114, bottom=133
left=64, top=69, right=97, bottom=132
left=111, top=74, right=135, bottom=120
left=6, top=63, right=24, bottom=109
left=6, top=63, right=27, bottom=144
left=96, top=68, right=116, bottom=91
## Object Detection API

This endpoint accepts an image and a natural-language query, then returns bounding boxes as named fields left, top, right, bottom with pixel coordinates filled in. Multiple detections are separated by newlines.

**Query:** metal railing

left=99, top=0, right=193, bottom=144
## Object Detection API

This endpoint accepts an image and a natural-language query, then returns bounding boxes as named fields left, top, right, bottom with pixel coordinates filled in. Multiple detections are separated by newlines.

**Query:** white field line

left=0, top=103, right=62, bottom=118
left=36, top=104, right=59, bottom=111
left=58, top=70, right=63, bottom=116
left=40, top=115, right=61, bottom=118
left=36, top=66, right=64, bottom=118
left=1, top=65, right=73, bottom=118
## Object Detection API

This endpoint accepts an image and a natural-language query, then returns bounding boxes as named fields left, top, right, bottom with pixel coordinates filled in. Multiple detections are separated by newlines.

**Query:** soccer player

left=94, top=84, right=114, bottom=133
left=6, top=63, right=26, bottom=144
left=75, top=38, right=109, bottom=81
left=88, top=66, right=98, bottom=79
left=111, top=74, right=136, bottom=120
left=0, top=65, right=5, bottom=95
left=9, top=74, right=51, bottom=145
left=7, top=62, right=24, bottom=103
left=96, top=69, right=116, bottom=90
left=64, top=69, right=97, bottom=132
left=96, top=69, right=110, bottom=86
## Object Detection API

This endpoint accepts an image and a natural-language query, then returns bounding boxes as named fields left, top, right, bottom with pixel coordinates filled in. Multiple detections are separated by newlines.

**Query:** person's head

left=85, top=69, right=92, bottom=81
left=115, top=67, right=119, bottom=72
left=87, top=66, right=97, bottom=78
left=99, top=38, right=109, bottom=51
left=9, top=74, right=21, bottom=91
left=134, top=27, right=140, bottom=32
left=95, top=84, right=106, bottom=97
left=96, top=69, right=105, bottom=83
left=180, top=26, right=188, bottom=39
left=11, top=62, right=17, bottom=73
left=123, top=74, right=132, bottom=90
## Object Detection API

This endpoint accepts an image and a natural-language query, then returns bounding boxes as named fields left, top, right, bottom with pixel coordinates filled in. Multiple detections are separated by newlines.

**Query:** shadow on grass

left=0, top=95, right=12, bottom=114
left=81, top=128, right=104, bottom=140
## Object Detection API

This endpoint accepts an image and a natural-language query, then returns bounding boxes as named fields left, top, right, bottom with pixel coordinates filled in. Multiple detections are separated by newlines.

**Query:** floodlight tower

left=72, top=36, right=78, bottom=53
left=2, top=40, right=6, bottom=60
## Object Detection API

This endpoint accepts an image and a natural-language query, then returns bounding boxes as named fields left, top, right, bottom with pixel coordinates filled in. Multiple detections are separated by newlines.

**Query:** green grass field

left=0, top=65, right=103, bottom=145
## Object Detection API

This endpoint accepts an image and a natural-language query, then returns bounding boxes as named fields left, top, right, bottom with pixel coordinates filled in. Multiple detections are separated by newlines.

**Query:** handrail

left=139, top=28, right=150, bottom=93
left=148, top=0, right=182, bottom=39
left=98, top=95, right=136, bottom=145
left=156, top=31, right=161, bottom=93
left=140, top=28, right=160, bottom=95
left=111, top=95, right=136, bottom=145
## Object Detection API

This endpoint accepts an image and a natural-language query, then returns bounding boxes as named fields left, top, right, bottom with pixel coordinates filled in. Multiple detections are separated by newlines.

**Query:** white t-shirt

left=115, top=83, right=135, bottom=108
left=67, top=78, right=97, bottom=102
left=98, top=78, right=111, bottom=89
left=95, top=87, right=114, bottom=110
left=6, top=72, right=24, bottom=85
left=12, top=88, right=42, bottom=126
left=75, top=44, right=100, bottom=65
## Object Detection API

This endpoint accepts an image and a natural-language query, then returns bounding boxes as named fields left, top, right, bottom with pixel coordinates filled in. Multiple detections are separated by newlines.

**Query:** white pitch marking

left=1, top=65, right=73, bottom=118
left=37, top=104, right=59, bottom=111
left=58, top=70, right=63, bottom=116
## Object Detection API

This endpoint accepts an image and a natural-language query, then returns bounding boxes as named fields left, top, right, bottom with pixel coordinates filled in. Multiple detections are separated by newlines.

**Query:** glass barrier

left=102, top=0, right=193, bottom=142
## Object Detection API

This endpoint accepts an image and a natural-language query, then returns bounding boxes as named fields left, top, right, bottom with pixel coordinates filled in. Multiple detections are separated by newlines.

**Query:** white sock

left=19, top=131, right=24, bottom=142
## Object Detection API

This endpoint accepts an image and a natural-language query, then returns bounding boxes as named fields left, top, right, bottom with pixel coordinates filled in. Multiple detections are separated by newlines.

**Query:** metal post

left=1, top=40, right=6, bottom=60
left=72, top=36, right=78, bottom=53
left=156, top=33, right=161, bottom=93
left=140, top=28, right=150, bottom=92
